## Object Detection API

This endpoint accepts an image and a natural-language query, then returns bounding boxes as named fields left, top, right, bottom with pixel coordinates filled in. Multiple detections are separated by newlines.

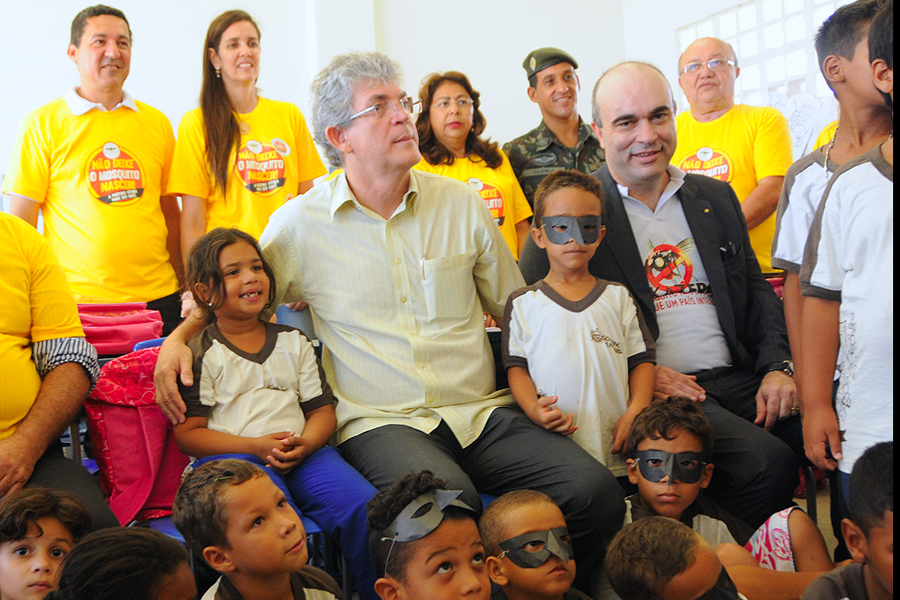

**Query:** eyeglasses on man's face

left=345, top=97, right=422, bottom=123
left=681, top=58, right=736, bottom=76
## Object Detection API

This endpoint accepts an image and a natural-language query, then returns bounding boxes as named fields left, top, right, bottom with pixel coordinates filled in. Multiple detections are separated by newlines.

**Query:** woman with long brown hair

left=167, top=10, right=325, bottom=274
left=415, top=71, right=532, bottom=260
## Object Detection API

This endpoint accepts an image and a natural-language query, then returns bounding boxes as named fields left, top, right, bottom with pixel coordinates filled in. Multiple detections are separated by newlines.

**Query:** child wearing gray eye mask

left=623, top=398, right=841, bottom=600
left=479, top=490, right=590, bottom=600
left=502, top=169, right=657, bottom=483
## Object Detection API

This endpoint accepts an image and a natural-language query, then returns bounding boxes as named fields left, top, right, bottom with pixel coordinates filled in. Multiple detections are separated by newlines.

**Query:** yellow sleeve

left=24, top=225, right=84, bottom=343
left=753, top=107, right=793, bottom=180
left=158, top=112, right=176, bottom=195
left=499, top=150, right=532, bottom=224
left=814, top=120, right=839, bottom=150
left=166, top=110, right=214, bottom=199
left=2, top=106, right=52, bottom=202
left=291, top=106, right=327, bottom=183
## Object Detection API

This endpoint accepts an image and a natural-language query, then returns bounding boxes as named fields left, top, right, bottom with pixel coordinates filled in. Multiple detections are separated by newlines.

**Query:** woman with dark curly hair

left=415, top=72, right=532, bottom=260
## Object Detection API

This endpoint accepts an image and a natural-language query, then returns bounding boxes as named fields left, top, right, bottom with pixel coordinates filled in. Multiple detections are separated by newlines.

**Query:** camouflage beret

left=523, top=47, right=579, bottom=84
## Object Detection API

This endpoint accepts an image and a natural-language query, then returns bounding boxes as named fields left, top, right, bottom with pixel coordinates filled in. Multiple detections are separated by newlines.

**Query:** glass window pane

left=785, top=14, right=805, bottom=43
left=814, top=6, right=835, bottom=27
left=788, top=78, right=807, bottom=95
left=784, top=0, right=804, bottom=13
left=739, top=5, right=757, bottom=30
left=767, top=55, right=787, bottom=83
left=680, top=28, right=696, bottom=51
left=697, top=21, right=715, bottom=38
left=741, top=64, right=761, bottom=91
left=786, top=49, right=807, bottom=77
left=719, top=11, right=738, bottom=38
left=763, top=0, right=782, bottom=22
left=745, top=91, right=763, bottom=105
left=740, top=32, right=759, bottom=57
left=764, top=23, right=784, bottom=50
left=816, top=77, right=832, bottom=97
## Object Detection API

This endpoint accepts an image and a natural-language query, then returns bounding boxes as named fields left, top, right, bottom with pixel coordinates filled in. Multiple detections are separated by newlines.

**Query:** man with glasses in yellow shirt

left=673, top=37, right=792, bottom=273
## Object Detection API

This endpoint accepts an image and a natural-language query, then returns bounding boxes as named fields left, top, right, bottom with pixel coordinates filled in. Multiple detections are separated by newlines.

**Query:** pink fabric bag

left=78, top=303, right=163, bottom=356
left=85, top=347, right=190, bottom=525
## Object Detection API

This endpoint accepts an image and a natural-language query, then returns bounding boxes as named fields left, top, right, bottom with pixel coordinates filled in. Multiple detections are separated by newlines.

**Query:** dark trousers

left=339, top=406, right=625, bottom=592
left=146, top=292, right=182, bottom=336
left=692, top=366, right=802, bottom=528
left=27, top=443, right=118, bottom=530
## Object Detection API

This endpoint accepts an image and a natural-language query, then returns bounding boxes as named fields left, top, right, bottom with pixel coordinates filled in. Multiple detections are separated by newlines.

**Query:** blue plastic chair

left=133, top=336, right=167, bottom=351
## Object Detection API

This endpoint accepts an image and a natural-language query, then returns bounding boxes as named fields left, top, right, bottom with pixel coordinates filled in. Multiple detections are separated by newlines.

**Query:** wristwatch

left=763, top=360, right=794, bottom=377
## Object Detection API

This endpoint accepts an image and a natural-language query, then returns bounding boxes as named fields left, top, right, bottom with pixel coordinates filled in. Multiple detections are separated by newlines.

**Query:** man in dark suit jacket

left=519, top=61, right=802, bottom=527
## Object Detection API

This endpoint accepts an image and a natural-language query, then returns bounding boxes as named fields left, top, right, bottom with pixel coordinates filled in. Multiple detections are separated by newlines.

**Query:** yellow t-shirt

left=815, top=120, right=839, bottom=150
left=414, top=151, right=532, bottom=260
left=167, top=98, right=326, bottom=240
left=674, top=105, right=792, bottom=272
left=0, top=213, right=85, bottom=439
left=2, top=98, right=179, bottom=303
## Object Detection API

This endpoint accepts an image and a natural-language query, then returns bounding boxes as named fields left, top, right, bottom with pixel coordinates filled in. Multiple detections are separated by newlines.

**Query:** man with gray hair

left=155, top=51, right=624, bottom=593
left=520, top=61, right=800, bottom=529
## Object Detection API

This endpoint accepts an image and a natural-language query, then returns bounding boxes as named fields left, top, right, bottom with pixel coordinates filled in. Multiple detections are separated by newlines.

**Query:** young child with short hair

left=479, top=490, right=588, bottom=600
left=45, top=528, right=195, bottom=600
left=0, top=487, right=91, bottom=600
left=626, top=397, right=837, bottom=600
left=173, top=227, right=378, bottom=598
left=503, top=169, right=655, bottom=478
left=801, top=441, right=893, bottom=600
left=366, top=470, right=488, bottom=600
left=606, top=516, right=746, bottom=600
left=172, top=458, right=343, bottom=600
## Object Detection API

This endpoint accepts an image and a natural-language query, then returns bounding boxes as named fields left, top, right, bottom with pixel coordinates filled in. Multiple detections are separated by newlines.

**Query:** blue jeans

left=195, top=446, right=378, bottom=600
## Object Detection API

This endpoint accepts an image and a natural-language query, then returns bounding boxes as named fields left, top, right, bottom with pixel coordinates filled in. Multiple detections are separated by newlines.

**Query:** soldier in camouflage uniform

left=503, top=47, right=605, bottom=208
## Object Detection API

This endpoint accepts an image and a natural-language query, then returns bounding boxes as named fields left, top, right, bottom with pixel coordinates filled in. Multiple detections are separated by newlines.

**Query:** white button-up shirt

left=260, top=169, right=524, bottom=446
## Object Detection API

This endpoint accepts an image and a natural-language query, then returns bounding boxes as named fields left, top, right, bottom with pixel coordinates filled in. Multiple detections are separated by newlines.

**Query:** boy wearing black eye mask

left=479, top=490, right=590, bottom=600
left=503, top=170, right=656, bottom=483
left=625, top=398, right=840, bottom=600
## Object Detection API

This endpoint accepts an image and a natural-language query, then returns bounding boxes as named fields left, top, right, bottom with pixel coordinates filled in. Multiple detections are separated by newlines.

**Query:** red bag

left=85, top=347, right=191, bottom=525
left=78, top=303, right=163, bottom=356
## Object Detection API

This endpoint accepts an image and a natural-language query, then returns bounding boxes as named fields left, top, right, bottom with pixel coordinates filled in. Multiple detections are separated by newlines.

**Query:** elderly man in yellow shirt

left=673, top=37, right=793, bottom=273
left=154, top=51, right=625, bottom=594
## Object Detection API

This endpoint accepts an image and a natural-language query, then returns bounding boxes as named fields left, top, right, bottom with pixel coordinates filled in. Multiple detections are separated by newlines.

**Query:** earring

left=208, top=302, right=213, bottom=308
left=215, top=68, right=221, bottom=79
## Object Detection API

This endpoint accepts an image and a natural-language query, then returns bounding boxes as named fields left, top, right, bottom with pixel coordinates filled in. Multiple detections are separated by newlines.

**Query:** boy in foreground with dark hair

left=479, top=489, right=589, bottom=600
left=801, top=441, right=893, bottom=600
left=0, top=487, right=91, bottom=600
left=366, top=470, right=488, bottom=600
left=606, top=516, right=745, bottom=600
left=625, top=398, right=837, bottom=600
left=172, top=458, right=342, bottom=600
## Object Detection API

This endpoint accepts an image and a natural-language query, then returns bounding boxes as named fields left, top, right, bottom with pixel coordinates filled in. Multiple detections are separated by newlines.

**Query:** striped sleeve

left=32, top=337, right=100, bottom=389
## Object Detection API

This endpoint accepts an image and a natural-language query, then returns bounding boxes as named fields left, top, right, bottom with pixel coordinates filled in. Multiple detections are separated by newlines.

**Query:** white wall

left=374, top=0, right=626, bottom=145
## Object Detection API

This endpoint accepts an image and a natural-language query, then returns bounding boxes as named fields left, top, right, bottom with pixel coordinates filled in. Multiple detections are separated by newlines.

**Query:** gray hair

left=310, top=51, right=404, bottom=167
left=591, top=61, right=672, bottom=128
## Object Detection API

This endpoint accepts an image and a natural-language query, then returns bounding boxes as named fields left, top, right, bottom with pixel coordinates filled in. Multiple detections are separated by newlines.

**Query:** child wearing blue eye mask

left=624, top=398, right=842, bottom=600
left=502, top=169, right=657, bottom=481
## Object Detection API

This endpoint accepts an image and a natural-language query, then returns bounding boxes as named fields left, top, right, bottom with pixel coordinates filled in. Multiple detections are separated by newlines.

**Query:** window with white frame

left=676, top=0, right=854, bottom=108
